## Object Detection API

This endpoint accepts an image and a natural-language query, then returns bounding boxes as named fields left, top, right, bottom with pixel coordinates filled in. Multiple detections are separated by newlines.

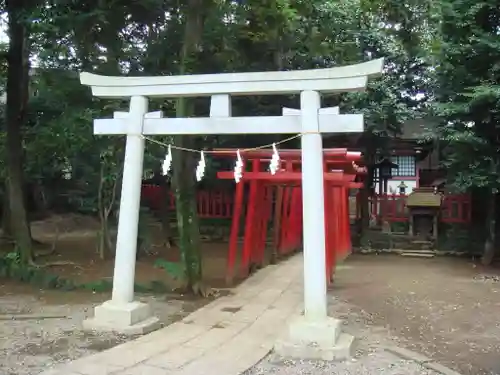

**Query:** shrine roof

left=406, top=188, right=442, bottom=208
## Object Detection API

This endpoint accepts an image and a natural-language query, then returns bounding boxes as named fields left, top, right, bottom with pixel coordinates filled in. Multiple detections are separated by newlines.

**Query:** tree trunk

left=481, top=156, right=500, bottom=265
left=5, top=0, right=33, bottom=264
left=171, top=0, right=212, bottom=292
left=159, top=182, right=175, bottom=248
left=2, top=191, right=12, bottom=238
left=359, top=155, right=375, bottom=234
left=97, top=162, right=109, bottom=260
left=481, top=190, right=497, bottom=266
left=172, top=135, right=202, bottom=289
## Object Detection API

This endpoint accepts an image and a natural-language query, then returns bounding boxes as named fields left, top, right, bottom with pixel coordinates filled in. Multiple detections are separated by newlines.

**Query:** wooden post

left=272, top=185, right=284, bottom=262
left=226, top=173, right=244, bottom=285
left=241, top=159, right=260, bottom=278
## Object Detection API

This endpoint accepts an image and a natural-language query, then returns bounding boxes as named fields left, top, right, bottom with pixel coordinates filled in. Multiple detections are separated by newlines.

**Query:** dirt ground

left=28, top=213, right=235, bottom=289
left=332, top=254, right=500, bottom=375
left=0, top=214, right=232, bottom=375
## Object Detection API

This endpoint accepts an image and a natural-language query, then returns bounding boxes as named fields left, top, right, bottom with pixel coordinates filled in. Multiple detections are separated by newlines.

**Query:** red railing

left=143, top=184, right=472, bottom=224
left=362, top=193, right=471, bottom=223
left=141, top=184, right=233, bottom=218
left=441, top=194, right=472, bottom=223
left=370, top=194, right=407, bottom=222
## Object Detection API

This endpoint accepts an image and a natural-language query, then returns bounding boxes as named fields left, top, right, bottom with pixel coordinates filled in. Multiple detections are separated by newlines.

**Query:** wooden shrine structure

left=212, top=148, right=366, bottom=285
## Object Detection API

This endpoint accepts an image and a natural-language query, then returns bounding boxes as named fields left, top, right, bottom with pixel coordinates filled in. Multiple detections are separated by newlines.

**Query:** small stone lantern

left=374, top=158, right=399, bottom=194
left=398, top=181, right=408, bottom=195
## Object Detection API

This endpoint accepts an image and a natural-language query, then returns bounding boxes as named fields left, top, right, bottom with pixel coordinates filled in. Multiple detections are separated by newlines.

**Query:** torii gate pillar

left=79, top=59, right=383, bottom=359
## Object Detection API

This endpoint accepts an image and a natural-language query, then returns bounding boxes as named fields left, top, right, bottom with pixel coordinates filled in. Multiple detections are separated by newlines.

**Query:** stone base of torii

left=78, top=59, right=383, bottom=361
left=83, top=300, right=160, bottom=335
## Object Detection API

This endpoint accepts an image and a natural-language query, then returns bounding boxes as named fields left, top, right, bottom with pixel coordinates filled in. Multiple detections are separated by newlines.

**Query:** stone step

left=404, top=249, right=435, bottom=254
left=401, top=251, right=435, bottom=258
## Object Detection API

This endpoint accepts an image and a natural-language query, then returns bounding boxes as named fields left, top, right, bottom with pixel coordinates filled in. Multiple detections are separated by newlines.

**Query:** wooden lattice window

left=391, top=155, right=416, bottom=177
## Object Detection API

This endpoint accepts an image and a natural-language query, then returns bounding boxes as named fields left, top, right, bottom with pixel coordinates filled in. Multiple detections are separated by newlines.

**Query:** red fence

left=141, top=184, right=233, bottom=218
left=364, top=193, right=471, bottom=223
left=142, top=185, right=472, bottom=225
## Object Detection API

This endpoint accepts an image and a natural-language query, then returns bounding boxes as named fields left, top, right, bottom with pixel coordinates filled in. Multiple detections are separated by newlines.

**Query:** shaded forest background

left=1, top=0, right=500, bottom=291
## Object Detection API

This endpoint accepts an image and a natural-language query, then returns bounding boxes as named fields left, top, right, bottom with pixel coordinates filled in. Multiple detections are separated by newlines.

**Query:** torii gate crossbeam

left=79, top=58, right=383, bottom=360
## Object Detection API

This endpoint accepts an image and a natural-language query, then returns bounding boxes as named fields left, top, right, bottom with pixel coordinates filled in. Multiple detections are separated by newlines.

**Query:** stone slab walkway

left=41, top=256, right=303, bottom=375
left=40, top=254, right=463, bottom=375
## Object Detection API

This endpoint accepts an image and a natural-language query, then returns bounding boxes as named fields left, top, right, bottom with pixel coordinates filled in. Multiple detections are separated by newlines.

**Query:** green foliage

left=12, top=0, right=429, bottom=182
left=80, top=280, right=113, bottom=293
left=438, top=224, right=483, bottom=254
left=432, top=0, right=500, bottom=192
left=344, top=0, right=433, bottom=150
left=154, top=258, right=186, bottom=281
left=0, top=251, right=169, bottom=293
left=0, top=0, right=439, bottom=283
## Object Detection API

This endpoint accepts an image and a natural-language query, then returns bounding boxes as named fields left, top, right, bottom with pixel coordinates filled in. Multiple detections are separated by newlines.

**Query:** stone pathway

left=41, top=256, right=303, bottom=375
left=40, top=255, right=462, bottom=375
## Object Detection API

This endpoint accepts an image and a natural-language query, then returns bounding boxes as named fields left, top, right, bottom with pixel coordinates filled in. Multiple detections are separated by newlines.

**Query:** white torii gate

left=79, top=59, right=383, bottom=359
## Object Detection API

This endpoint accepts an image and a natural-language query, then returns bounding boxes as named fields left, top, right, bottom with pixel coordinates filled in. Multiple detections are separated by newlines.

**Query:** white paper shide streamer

left=159, top=139, right=284, bottom=182
left=234, top=150, right=243, bottom=183
left=162, top=144, right=172, bottom=176
left=195, top=151, right=206, bottom=181
left=269, top=143, right=280, bottom=175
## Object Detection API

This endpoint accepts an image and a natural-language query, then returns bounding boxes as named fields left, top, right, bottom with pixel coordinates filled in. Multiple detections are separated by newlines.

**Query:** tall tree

left=433, top=0, right=500, bottom=264
left=343, top=0, right=433, bottom=231
left=4, top=0, right=34, bottom=264
left=171, top=0, right=213, bottom=295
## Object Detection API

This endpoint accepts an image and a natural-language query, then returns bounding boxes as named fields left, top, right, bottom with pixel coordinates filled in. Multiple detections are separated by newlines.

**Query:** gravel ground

left=247, top=255, right=500, bottom=375
left=0, top=285, right=204, bottom=375
left=246, top=353, right=440, bottom=375
left=331, top=255, right=500, bottom=375
left=246, top=289, right=442, bottom=375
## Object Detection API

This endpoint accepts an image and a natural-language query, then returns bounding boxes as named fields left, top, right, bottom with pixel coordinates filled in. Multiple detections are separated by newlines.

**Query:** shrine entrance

left=79, top=58, right=383, bottom=359
left=212, top=148, right=366, bottom=285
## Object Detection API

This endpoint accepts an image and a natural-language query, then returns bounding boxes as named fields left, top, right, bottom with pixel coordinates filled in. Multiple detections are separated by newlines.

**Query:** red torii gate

left=213, top=148, right=365, bottom=285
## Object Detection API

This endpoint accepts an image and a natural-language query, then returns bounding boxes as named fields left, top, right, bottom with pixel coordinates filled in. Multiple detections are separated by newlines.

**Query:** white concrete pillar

left=111, top=96, right=148, bottom=303
left=274, top=93, right=354, bottom=360
left=299, top=90, right=327, bottom=321
left=83, top=96, right=160, bottom=335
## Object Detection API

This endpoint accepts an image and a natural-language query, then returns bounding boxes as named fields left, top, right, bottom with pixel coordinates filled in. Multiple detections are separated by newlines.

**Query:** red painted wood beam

left=250, top=158, right=360, bottom=164
left=216, top=171, right=363, bottom=188
left=234, top=160, right=366, bottom=175
left=212, top=149, right=362, bottom=162
left=211, top=148, right=348, bottom=159
left=217, top=171, right=344, bottom=181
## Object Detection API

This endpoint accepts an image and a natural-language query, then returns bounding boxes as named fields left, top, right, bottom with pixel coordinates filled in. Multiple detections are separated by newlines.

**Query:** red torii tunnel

left=213, top=148, right=365, bottom=285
